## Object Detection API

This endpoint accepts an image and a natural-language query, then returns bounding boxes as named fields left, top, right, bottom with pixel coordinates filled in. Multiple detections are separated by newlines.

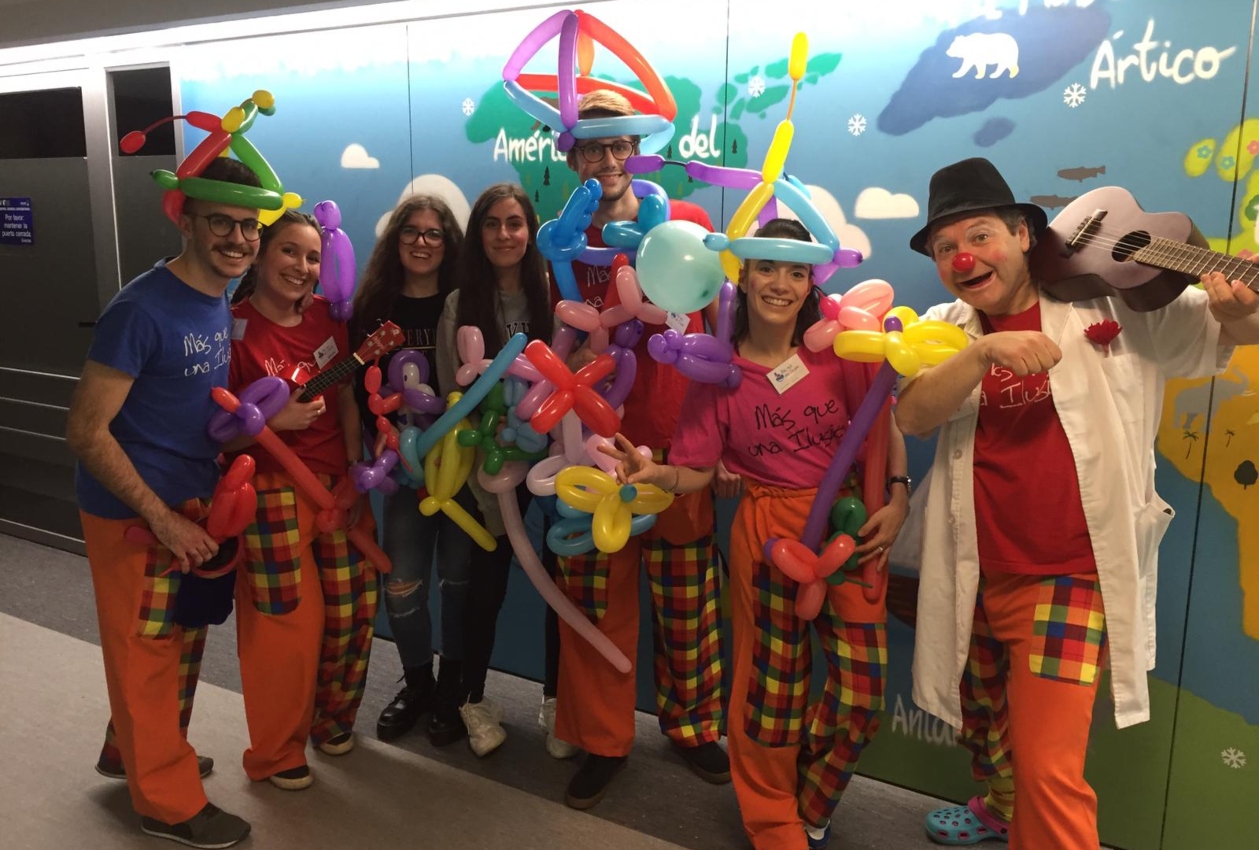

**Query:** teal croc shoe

left=925, top=796, right=1010, bottom=845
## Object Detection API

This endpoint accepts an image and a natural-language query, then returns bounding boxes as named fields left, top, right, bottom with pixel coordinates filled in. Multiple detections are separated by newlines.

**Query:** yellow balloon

left=884, top=331, right=923, bottom=377
left=723, top=182, right=776, bottom=280
left=628, top=484, right=673, bottom=515
left=833, top=330, right=887, bottom=363
left=884, top=305, right=919, bottom=329
left=555, top=467, right=608, bottom=514
left=592, top=496, right=632, bottom=553
left=258, top=192, right=304, bottom=227
left=252, top=90, right=275, bottom=110
left=789, top=33, right=809, bottom=80
left=221, top=106, right=246, bottom=134
left=905, top=320, right=969, bottom=366
left=761, top=121, right=794, bottom=184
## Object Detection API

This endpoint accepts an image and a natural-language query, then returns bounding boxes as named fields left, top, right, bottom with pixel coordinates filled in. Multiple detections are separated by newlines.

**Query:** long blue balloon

left=412, top=332, right=529, bottom=460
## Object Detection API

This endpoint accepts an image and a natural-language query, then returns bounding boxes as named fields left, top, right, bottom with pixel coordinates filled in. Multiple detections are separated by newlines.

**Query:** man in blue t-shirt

left=65, top=157, right=261, bottom=849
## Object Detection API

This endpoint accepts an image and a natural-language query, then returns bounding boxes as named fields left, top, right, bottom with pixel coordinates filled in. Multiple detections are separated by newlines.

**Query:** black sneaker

left=376, top=665, right=435, bottom=741
left=97, top=755, right=214, bottom=780
left=267, top=764, right=313, bottom=791
left=674, top=740, right=731, bottom=784
left=139, top=802, right=250, bottom=849
left=565, top=754, right=627, bottom=810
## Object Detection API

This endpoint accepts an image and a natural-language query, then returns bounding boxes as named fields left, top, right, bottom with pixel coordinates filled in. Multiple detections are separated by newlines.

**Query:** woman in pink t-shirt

left=602, top=218, right=909, bottom=850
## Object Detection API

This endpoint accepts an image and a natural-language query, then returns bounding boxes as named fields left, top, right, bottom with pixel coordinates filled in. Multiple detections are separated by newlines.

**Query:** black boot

left=376, top=664, right=435, bottom=741
left=565, top=754, right=627, bottom=809
left=427, top=656, right=467, bottom=747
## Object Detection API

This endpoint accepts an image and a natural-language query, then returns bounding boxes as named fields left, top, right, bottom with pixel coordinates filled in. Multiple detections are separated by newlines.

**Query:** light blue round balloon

left=635, top=220, right=726, bottom=315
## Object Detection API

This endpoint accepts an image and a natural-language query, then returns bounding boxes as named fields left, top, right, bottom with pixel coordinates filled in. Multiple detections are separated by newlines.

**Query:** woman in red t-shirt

left=602, top=219, right=910, bottom=850
left=227, top=210, right=378, bottom=791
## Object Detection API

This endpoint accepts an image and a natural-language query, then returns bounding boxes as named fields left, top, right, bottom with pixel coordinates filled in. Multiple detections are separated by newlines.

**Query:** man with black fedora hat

left=895, top=157, right=1259, bottom=848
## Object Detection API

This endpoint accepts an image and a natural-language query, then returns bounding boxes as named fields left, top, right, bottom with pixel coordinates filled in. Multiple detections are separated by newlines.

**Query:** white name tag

left=313, top=336, right=339, bottom=369
left=768, top=352, right=809, bottom=394
left=231, top=318, right=247, bottom=340
left=666, top=311, right=690, bottom=334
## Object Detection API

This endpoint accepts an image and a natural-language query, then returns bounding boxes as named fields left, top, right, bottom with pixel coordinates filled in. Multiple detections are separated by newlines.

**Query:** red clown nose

left=952, top=252, right=976, bottom=273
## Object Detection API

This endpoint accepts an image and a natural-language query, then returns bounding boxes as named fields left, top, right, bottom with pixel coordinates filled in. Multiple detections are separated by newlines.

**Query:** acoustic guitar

left=1030, top=186, right=1259, bottom=312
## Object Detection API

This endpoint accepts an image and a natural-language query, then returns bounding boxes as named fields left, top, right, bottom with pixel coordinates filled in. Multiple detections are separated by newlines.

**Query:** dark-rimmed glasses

left=194, top=213, right=261, bottom=241
left=575, top=139, right=635, bottom=163
left=399, top=226, right=445, bottom=247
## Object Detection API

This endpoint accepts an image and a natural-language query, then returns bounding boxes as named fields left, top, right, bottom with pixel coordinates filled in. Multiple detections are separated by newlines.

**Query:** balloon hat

left=502, top=9, right=678, bottom=154
left=698, top=34, right=862, bottom=286
left=121, top=90, right=302, bottom=226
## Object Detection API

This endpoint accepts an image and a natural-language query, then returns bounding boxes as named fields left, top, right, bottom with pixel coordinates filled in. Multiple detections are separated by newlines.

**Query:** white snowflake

left=1063, top=83, right=1087, bottom=108
left=461, top=98, right=476, bottom=117
left=1222, top=747, right=1247, bottom=769
left=847, top=114, right=867, bottom=137
left=748, top=76, right=766, bottom=98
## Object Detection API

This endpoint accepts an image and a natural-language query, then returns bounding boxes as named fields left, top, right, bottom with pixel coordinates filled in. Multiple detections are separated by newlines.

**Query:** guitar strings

left=1062, top=228, right=1258, bottom=273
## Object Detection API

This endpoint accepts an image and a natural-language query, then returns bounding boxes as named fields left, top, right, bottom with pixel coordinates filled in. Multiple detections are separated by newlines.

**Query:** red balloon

left=364, top=364, right=382, bottom=395
left=572, top=389, right=620, bottom=438
left=770, top=539, right=817, bottom=583
left=220, top=454, right=256, bottom=491
left=795, top=581, right=827, bottom=621
left=951, top=252, right=976, bottom=273
left=815, top=533, right=855, bottom=579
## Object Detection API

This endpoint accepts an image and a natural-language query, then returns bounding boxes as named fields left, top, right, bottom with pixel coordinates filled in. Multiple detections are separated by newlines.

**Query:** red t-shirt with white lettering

left=229, top=296, right=350, bottom=477
left=973, top=302, right=1095, bottom=575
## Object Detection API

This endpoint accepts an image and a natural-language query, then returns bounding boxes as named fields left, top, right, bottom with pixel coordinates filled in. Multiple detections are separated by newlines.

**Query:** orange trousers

left=82, top=508, right=209, bottom=825
left=234, top=470, right=326, bottom=780
left=555, top=487, right=723, bottom=756
left=961, top=571, right=1106, bottom=850
left=727, top=484, right=886, bottom=850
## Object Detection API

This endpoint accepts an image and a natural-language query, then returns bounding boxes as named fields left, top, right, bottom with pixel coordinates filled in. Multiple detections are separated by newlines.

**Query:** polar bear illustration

left=947, top=32, right=1020, bottom=79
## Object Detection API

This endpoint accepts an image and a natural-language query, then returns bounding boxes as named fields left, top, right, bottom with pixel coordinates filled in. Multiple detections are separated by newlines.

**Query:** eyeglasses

left=399, top=226, right=445, bottom=247
left=575, top=139, right=636, bottom=163
left=193, top=213, right=261, bottom=241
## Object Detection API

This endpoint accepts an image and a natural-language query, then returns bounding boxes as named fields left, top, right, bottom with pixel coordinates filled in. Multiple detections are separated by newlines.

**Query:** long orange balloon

left=211, top=387, right=392, bottom=574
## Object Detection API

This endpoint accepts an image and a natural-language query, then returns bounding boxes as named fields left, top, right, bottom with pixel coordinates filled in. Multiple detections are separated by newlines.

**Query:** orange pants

left=555, top=487, right=724, bottom=756
left=727, top=484, right=887, bottom=850
left=234, top=470, right=326, bottom=780
left=961, top=571, right=1106, bottom=850
left=82, top=508, right=209, bottom=824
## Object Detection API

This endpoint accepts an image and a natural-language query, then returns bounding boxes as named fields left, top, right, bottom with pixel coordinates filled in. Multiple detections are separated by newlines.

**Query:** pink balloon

left=556, top=299, right=601, bottom=332
left=600, top=265, right=667, bottom=327
left=492, top=472, right=632, bottom=673
left=526, top=452, right=569, bottom=497
left=456, top=325, right=491, bottom=387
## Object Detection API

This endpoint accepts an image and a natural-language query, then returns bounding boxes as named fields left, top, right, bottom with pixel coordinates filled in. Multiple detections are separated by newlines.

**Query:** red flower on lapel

left=1084, top=320, right=1122, bottom=353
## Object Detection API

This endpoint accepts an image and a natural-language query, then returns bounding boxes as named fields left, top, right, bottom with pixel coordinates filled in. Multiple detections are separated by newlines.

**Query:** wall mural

left=175, top=1, right=1257, bottom=846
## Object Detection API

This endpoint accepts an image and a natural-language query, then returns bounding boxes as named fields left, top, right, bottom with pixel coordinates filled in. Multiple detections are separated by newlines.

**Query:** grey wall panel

left=112, top=154, right=182, bottom=286
left=0, top=157, right=101, bottom=377
left=0, top=396, right=66, bottom=435
left=0, top=367, right=76, bottom=407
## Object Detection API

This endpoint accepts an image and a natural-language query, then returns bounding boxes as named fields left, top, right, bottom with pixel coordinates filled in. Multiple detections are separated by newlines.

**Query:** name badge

left=231, top=318, right=247, bottom=340
left=769, top=352, right=809, bottom=394
left=313, top=336, right=339, bottom=369
left=665, top=311, right=690, bottom=334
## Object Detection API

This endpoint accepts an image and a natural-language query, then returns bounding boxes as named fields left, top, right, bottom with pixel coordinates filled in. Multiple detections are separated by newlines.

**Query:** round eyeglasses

left=399, top=226, right=445, bottom=247
left=575, top=139, right=636, bottom=163
left=195, top=213, right=261, bottom=241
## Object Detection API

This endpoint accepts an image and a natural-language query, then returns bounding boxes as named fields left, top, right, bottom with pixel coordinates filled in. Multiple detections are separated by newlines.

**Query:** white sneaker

left=459, top=699, right=506, bottom=757
left=539, top=697, right=579, bottom=759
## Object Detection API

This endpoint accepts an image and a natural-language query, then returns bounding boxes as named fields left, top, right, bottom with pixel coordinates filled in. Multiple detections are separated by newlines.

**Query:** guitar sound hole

left=1112, top=230, right=1150, bottom=263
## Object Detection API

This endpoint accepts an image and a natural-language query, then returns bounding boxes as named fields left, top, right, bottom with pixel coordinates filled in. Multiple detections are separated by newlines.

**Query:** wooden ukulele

left=1030, top=186, right=1259, bottom=312
left=293, top=321, right=404, bottom=401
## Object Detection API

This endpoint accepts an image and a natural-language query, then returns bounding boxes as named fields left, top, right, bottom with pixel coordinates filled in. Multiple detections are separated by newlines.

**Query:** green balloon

left=635, top=220, right=726, bottom=315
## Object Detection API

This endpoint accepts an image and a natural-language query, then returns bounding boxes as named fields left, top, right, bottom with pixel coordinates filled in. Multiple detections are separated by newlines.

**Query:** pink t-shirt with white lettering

left=669, top=345, right=870, bottom=489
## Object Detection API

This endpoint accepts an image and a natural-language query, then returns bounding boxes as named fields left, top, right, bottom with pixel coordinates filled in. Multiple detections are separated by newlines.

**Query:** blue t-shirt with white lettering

left=76, top=261, right=232, bottom=519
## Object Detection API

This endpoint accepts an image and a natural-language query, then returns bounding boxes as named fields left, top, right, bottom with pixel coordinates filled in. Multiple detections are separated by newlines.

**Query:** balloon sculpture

left=502, top=8, right=677, bottom=154
left=120, top=90, right=301, bottom=227
left=209, top=382, right=393, bottom=574
left=313, top=200, right=357, bottom=321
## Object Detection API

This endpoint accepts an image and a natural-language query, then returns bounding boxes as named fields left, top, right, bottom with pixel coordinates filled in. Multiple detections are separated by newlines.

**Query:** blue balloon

left=413, top=333, right=528, bottom=460
left=636, top=220, right=726, bottom=315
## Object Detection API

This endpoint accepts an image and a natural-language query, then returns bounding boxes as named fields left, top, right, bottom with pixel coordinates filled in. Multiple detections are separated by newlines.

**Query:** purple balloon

left=601, top=348, right=637, bottom=410
left=614, top=319, right=644, bottom=349
left=402, top=387, right=445, bottom=416
left=799, top=362, right=897, bottom=550
left=676, top=353, right=737, bottom=384
left=884, top=316, right=904, bottom=333
left=502, top=9, right=568, bottom=79
left=207, top=375, right=289, bottom=443
left=387, top=350, right=430, bottom=392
